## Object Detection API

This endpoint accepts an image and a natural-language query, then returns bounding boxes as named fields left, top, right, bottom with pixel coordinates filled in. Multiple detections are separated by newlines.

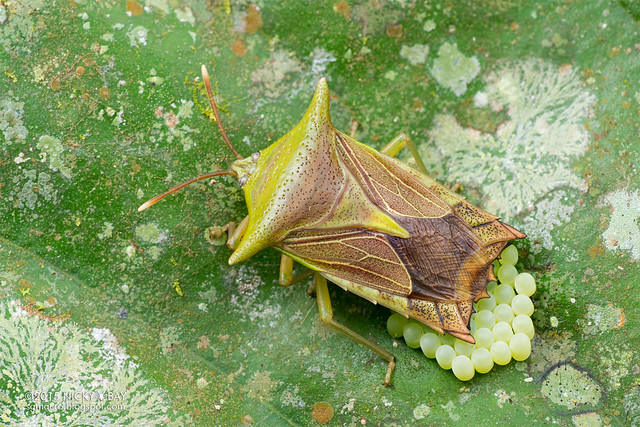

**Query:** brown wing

left=280, top=228, right=413, bottom=296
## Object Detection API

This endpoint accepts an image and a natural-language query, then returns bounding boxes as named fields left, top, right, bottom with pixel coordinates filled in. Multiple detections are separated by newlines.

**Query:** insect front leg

left=380, top=133, right=429, bottom=175
left=227, top=216, right=248, bottom=250
left=314, top=273, right=396, bottom=386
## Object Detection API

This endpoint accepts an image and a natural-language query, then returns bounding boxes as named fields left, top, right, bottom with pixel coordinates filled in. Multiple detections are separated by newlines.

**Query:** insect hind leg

left=314, top=273, right=395, bottom=386
left=380, top=133, right=429, bottom=175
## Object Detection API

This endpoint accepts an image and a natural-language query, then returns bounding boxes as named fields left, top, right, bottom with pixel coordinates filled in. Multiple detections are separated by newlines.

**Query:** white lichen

left=249, top=48, right=336, bottom=113
left=176, top=100, right=194, bottom=119
left=413, top=403, right=431, bottom=419
left=0, top=300, right=180, bottom=425
left=582, top=304, right=623, bottom=335
left=11, top=170, right=57, bottom=210
left=280, top=385, right=305, bottom=408
left=159, top=326, right=182, bottom=355
left=0, top=97, right=28, bottom=145
left=127, top=26, right=149, bottom=47
left=144, top=0, right=171, bottom=14
left=522, top=191, right=576, bottom=253
left=250, top=49, right=304, bottom=99
left=37, top=135, right=73, bottom=178
left=400, top=44, right=430, bottom=66
left=602, top=190, right=640, bottom=260
left=431, top=42, right=480, bottom=96
left=423, top=19, right=436, bottom=32
left=150, top=102, right=199, bottom=151
left=174, top=7, right=195, bottom=26
left=426, top=59, right=596, bottom=217
left=541, top=363, right=603, bottom=409
left=310, top=47, right=337, bottom=82
left=135, top=223, right=166, bottom=244
left=0, top=0, right=47, bottom=55
left=98, top=222, right=114, bottom=240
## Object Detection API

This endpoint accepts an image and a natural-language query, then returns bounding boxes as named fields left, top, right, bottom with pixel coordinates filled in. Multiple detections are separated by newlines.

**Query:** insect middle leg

left=380, top=133, right=429, bottom=175
left=314, top=273, right=395, bottom=386
left=279, top=255, right=313, bottom=286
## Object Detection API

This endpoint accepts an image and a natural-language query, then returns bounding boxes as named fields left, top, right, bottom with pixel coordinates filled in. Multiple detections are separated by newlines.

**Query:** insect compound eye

left=238, top=176, right=248, bottom=186
left=250, top=152, right=260, bottom=161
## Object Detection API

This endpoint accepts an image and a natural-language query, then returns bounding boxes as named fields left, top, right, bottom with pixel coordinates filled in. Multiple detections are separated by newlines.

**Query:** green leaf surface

left=1, top=0, right=639, bottom=425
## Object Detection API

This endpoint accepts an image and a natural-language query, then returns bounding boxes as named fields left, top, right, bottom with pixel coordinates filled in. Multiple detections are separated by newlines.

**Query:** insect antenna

left=201, top=65, right=243, bottom=160
left=137, top=170, right=237, bottom=212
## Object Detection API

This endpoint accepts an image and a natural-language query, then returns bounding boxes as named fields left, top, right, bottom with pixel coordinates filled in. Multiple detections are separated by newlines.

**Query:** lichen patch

left=431, top=42, right=480, bottom=96
left=572, top=412, right=603, bottom=427
left=522, top=191, right=577, bottom=254
left=243, top=371, right=279, bottom=402
left=540, top=362, right=603, bottom=410
left=0, top=96, right=28, bottom=145
left=11, top=170, right=57, bottom=210
left=127, top=26, right=149, bottom=46
left=250, top=49, right=303, bottom=99
left=426, top=60, right=596, bottom=218
left=602, top=190, right=640, bottom=260
left=151, top=101, right=199, bottom=151
left=529, top=331, right=576, bottom=374
left=582, top=303, right=624, bottom=335
left=135, top=223, right=166, bottom=244
left=0, top=0, right=47, bottom=55
left=0, top=300, right=182, bottom=424
left=249, top=48, right=336, bottom=115
left=98, top=222, right=114, bottom=240
left=413, top=403, right=431, bottom=419
left=37, top=135, right=73, bottom=178
left=400, top=44, right=429, bottom=66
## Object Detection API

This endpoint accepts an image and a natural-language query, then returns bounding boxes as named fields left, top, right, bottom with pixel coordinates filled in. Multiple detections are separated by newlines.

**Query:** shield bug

left=139, top=66, right=526, bottom=385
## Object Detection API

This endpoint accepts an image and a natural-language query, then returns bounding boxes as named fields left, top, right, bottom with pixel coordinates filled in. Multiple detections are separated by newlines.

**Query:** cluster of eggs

left=386, top=245, right=536, bottom=381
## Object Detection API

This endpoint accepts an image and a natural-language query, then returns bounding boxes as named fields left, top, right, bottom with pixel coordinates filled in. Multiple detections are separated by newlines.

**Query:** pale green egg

left=512, top=315, right=535, bottom=339
left=454, top=339, right=474, bottom=357
left=509, top=333, right=532, bottom=361
left=475, top=310, right=496, bottom=329
left=471, top=348, right=494, bottom=374
left=500, top=245, right=519, bottom=265
left=514, top=272, right=536, bottom=296
left=511, top=294, right=535, bottom=316
left=436, top=345, right=456, bottom=370
left=492, top=321, right=514, bottom=343
left=493, top=303, right=515, bottom=324
left=472, top=327, right=494, bottom=350
left=420, top=333, right=441, bottom=358
left=402, top=321, right=423, bottom=348
left=387, top=313, right=408, bottom=338
left=477, top=292, right=497, bottom=311
left=497, top=264, right=518, bottom=285
left=490, top=341, right=512, bottom=365
left=452, top=355, right=475, bottom=381
left=494, top=283, right=516, bottom=305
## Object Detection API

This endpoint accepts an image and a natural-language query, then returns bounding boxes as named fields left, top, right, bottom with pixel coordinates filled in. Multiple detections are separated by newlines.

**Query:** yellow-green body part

left=228, top=78, right=525, bottom=342
left=229, top=80, right=409, bottom=265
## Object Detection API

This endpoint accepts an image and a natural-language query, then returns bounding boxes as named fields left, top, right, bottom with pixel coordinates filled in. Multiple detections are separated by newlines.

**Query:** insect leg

left=380, top=133, right=428, bottom=175
left=279, top=255, right=294, bottom=286
left=227, top=216, right=248, bottom=250
left=314, top=273, right=396, bottom=386
left=277, top=253, right=313, bottom=286
left=350, top=120, right=359, bottom=138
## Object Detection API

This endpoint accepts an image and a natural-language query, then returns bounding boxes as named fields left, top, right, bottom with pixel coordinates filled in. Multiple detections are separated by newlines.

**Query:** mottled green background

left=1, top=0, right=639, bottom=425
